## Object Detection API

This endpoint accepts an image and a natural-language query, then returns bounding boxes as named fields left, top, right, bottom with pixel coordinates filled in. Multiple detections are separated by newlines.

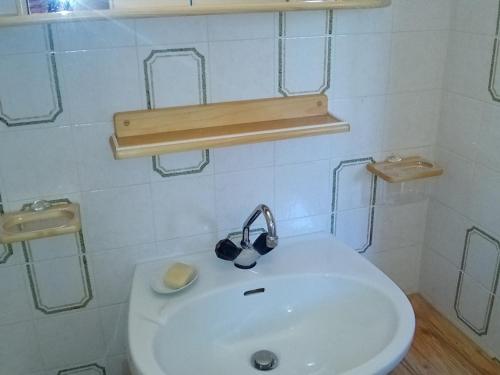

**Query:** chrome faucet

left=215, top=204, right=278, bottom=269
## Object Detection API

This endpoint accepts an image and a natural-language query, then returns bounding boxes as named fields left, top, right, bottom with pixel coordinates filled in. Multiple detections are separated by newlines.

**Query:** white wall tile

left=389, top=31, right=448, bottom=93
left=279, top=10, right=333, bottom=37
left=21, top=232, right=81, bottom=262
left=425, top=199, right=470, bottom=267
left=365, top=245, right=422, bottom=293
left=82, top=184, right=154, bottom=251
left=209, top=38, right=275, bottom=101
left=463, top=231, right=500, bottom=290
left=92, top=243, right=156, bottom=305
left=136, top=16, right=208, bottom=45
left=372, top=200, right=427, bottom=252
left=438, top=93, right=482, bottom=160
left=332, top=33, right=391, bottom=98
left=277, top=214, right=330, bottom=238
left=61, top=48, right=142, bottom=124
left=207, top=12, right=275, bottom=40
left=28, top=255, right=97, bottom=317
left=455, top=273, right=493, bottom=332
left=0, top=51, right=69, bottom=130
left=277, top=36, right=332, bottom=96
left=36, top=309, right=106, bottom=369
left=0, top=126, right=79, bottom=201
left=432, top=147, right=474, bottom=217
left=452, top=0, right=499, bottom=36
left=0, top=265, right=32, bottom=325
left=330, top=96, right=385, bottom=158
left=470, top=165, right=500, bottom=236
left=0, top=25, right=47, bottom=55
left=275, top=135, right=330, bottom=165
left=54, top=20, right=137, bottom=51
left=477, top=103, right=500, bottom=173
left=335, top=6, right=392, bottom=34
left=384, top=90, right=440, bottom=150
left=333, top=207, right=374, bottom=253
left=419, top=246, right=460, bottom=317
left=137, top=43, right=209, bottom=109
left=74, top=123, right=150, bottom=191
left=392, top=0, right=452, bottom=32
left=0, top=321, right=43, bottom=374
left=275, top=160, right=330, bottom=220
left=331, top=157, right=376, bottom=211
left=106, top=354, right=131, bottom=375
left=151, top=175, right=216, bottom=241
left=0, top=0, right=17, bottom=15
left=156, top=233, right=218, bottom=258
left=215, top=167, right=274, bottom=230
left=150, top=150, right=214, bottom=182
left=213, top=142, right=274, bottom=173
left=445, top=31, right=494, bottom=102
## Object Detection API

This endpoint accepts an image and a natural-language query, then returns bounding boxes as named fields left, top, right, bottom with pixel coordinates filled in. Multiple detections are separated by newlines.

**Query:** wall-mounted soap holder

left=0, top=200, right=81, bottom=244
left=367, top=156, right=443, bottom=183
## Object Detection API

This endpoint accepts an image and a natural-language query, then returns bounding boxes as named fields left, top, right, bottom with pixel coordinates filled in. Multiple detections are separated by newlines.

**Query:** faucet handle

left=215, top=239, right=242, bottom=261
left=252, top=233, right=277, bottom=255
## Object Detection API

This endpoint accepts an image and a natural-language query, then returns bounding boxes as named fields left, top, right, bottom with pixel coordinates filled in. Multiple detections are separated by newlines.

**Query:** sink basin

left=129, top=233, right=415, bottom=375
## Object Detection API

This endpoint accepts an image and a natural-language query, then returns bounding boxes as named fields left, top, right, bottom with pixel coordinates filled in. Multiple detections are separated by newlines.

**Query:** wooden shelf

left=110, top=94, right=349, bottom=160
left=366, top=156, right=443, bottom=183
left=0, top=0, right=391, bottom=27
left=0, top=202, right=81, bottom=244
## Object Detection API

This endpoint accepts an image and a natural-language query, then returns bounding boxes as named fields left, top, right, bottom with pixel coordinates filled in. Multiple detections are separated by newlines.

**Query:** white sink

left=128, top=233, right=415, bottom=375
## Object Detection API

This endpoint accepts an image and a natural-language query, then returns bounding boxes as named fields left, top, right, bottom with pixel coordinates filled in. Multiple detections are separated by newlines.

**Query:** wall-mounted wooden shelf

left=110, top=94, right=349, bottom=160
left=366, top=156, right=443, bottom=183
left=0, top=201, right=81, bottom=244
left=0, top=0, right=391, bottom=27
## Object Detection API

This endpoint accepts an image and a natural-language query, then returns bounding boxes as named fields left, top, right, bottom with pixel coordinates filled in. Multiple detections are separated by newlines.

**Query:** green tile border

left=0, top=193, right=13, bottom=264
left=0, top=24, right=63, bottom=126
left=143, top=48, right=210, bottom=178
left=152, top=150, right=210, bottom=178
left=57, top=363, right=106, bottom=375
left=331, top=157, right=377, bottom=253
left=489, top=1, right=500, bottom=102
left=278, top=10, right=333, bottom=97
left=21, top=199, right=93, bottom=315
left=454, top=226, right=500, bottom=336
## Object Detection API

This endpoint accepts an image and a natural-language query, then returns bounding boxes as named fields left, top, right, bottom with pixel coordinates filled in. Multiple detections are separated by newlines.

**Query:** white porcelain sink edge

left=128, top=233, right=415, bottom=375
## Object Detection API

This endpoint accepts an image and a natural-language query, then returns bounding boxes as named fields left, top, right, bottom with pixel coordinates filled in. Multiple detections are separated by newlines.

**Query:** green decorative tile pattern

left=0, top=193, right=13, bottom=264
left=0, top=25, right=63, bottom=126
left=455, top=226, right=500, bottom=336
left=489, top=0, right=500, bottom=102
left=143, top=48, right=210, bottom=178
left=278, top=11, right=333, bottom=96
left=152, top=150, right=210, bottom=178
left=57, top=363, right=106, bottom=375
left=331, top=157, right=377, bottom=253
left=21, top=199, right=93, bottom=315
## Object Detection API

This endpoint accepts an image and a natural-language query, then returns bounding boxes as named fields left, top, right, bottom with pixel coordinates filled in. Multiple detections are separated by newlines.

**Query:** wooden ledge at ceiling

left=110, top=94, right=350, bottom=160
left=0, top=0, right=391, bottom=28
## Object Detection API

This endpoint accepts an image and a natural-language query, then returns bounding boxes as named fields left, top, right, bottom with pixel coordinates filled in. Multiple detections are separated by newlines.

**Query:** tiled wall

left=0, top=1, right=452, bottom=374
left=420, top=0, right=500, bottom=360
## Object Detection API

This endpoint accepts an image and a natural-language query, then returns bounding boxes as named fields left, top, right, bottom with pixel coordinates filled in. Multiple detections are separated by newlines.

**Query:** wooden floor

left=391, top=294, right=500, bottom=375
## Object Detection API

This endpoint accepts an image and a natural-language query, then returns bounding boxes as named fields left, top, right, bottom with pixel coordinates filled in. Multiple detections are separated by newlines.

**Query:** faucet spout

left=214, top=203, right=278, bottom=269
left=241, top=204, right=278, bottom=249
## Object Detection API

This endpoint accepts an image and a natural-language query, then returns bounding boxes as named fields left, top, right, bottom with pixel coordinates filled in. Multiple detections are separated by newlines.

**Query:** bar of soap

left=163, top=262, right=196, bottom=290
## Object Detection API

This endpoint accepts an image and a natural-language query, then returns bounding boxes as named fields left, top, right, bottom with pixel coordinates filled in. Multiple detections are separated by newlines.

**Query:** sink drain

left=251, top=350, right=279, bottom=371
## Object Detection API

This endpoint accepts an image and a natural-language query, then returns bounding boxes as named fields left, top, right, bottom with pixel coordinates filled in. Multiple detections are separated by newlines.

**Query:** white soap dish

left=149, top=264, right=198, bottom=295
